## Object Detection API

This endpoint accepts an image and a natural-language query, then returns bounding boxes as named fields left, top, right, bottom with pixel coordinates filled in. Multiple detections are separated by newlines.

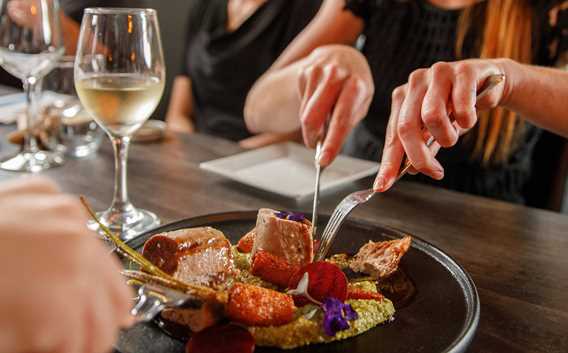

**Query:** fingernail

left=373, top=175, right=385, bottom=191
left=432, top=169, right=444, bottom=180
left=431, top=159, right=445, bottom=180
left=318, top=150, right=330, bottom=166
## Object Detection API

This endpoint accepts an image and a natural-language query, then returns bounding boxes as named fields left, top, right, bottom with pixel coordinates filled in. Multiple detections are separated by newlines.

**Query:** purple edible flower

left=322, top=297, right=359, bottom=337
left=274, top=210, right=306, bottom=222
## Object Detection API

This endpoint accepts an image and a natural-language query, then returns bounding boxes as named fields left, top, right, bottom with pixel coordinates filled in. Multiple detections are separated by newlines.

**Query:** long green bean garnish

left=80, top=196, right=217, bottom=298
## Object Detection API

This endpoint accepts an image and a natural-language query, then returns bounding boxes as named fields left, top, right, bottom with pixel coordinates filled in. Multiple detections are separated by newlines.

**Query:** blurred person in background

left=0, top=0, right=119, bottom=87
left=245, top=0, right=568, bottom=204
left=165, top=0, right=322, bottom=149
left=0, top=177, right=132, bottom=353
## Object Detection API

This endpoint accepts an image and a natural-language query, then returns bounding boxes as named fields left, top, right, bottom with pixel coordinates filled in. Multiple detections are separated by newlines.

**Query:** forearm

left=502, top=59, right=568, bottom=138
left=270, top=0, right=363, bottom=69
left=244, top=60, right=305, bottom=134
left=166, top=76, right=195, bottom=133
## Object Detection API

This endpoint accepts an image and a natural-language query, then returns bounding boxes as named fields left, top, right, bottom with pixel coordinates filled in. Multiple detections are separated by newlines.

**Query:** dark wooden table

left=0, top=124, right=567, bottom=353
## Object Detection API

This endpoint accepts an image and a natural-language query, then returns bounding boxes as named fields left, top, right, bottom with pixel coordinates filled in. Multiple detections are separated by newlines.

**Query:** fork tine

left=316, top=208, right=348, bottom=260
left=317, top=202, right=359, bottom=260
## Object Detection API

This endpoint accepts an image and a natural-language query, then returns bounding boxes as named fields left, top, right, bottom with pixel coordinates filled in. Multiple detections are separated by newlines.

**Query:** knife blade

left=311, top=119, right=330, bottom=241
left=312, top=140, right=324, bottom=239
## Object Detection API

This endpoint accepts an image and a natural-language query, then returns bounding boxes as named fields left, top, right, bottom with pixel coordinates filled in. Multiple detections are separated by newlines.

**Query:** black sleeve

left=180, top=0, right=209, bottom=77
left=59, top=0, right=103, bottom=22
left=280, top=0, right=323, bottom=46
left=344, top=0, right=378, bottom=22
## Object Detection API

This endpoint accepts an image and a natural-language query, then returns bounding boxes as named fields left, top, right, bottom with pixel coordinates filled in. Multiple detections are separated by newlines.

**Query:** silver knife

left=312, top=119, right=329, bottom=240
left=130, top=282, right=202, bottom=323
left=312, top=140, right=324, bottom=239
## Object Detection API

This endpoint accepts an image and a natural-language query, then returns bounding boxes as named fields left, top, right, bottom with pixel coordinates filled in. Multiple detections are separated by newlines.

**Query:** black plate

left=116, top=211, right=479, bottom=353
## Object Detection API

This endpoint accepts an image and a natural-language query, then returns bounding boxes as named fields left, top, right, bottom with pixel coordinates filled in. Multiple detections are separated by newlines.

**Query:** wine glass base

left=0, top=151, right=65, bottom=172
left=87, top=206, right=161, bottom=241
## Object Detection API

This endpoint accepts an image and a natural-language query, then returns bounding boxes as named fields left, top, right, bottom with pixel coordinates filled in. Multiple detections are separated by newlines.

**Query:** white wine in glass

left=76, top=74, right=164, bottom=136
left=75, top=8, right=165, bottom=240
left=0, top=0, right=65, bottom=172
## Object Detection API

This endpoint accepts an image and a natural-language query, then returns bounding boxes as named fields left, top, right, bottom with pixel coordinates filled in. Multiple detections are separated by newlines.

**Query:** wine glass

left=0, top=0, right=65, bottom=172
left=75, top=8, right=165, bottom=240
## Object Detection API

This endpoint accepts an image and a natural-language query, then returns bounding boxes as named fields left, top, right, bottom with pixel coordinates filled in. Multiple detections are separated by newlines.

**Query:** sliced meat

left=142, top=227, right=233, bottom=287
left=350, top=236, right=412, bottom=279
left=252, top=208, right=313, bottom=266
left=161, top=299, right=225, bottom=333
left=236, top=228, right=255, bottom=253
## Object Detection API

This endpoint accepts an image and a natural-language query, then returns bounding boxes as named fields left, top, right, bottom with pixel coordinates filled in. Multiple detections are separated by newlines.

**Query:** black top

left=60, top=0, right=101, bottom=22
left=343, top=0, right=568, bottom=204
left=181, top=0, right=322, bottom=141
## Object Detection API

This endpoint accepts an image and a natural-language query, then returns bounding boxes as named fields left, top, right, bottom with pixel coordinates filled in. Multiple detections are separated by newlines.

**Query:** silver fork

left=313, top=153, right=424, bottom=261
left=313, top=73, right=505, bottom=261
left=130, top=283, right=200, bottom=323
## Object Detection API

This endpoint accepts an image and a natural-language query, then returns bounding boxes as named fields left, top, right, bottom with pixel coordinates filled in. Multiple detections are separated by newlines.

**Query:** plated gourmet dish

left=121, top=208, right=413, bottom=352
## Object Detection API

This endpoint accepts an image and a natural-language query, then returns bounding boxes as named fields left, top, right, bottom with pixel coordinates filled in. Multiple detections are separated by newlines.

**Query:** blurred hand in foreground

left=0, top=177, right=133, bottom=353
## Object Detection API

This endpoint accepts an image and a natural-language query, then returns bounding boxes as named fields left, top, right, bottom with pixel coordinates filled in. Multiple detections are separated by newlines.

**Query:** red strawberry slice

left=186, top=324, right=255, bottom=353
left=288, top=261, right=348, bottom=306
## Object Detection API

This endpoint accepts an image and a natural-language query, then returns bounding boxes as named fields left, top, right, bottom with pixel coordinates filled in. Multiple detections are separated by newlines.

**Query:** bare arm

left=502, top=60, right=568, bottom=137
left=166, top=76, right=195, bottom=134
left=270, top=0, right=364, bottom=69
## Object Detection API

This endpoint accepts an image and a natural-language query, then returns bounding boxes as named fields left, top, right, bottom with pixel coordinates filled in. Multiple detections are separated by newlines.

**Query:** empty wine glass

left=75, top=8, right=165, bottom=240
left=0, top=0, right=65, bottom=172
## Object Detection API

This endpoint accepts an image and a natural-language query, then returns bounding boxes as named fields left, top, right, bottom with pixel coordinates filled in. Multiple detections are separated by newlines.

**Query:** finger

left=451, top=63, right=478, bottom=129
left=298, top=63, right=325, bottom=147
left=398, top=71, right=445, bottom=179
left=84, top=284, right=116, bottom=353
left=104, top=250, right=136, bottom=327
left=319, top=77, right=367, bottom=166
left=406, top=129, right=443, bottom=175
left=421, top=63, right=458, bottom=147
left=0, top=176, right=59, bottom=197
left=475, top=72, right=507, bottom=111
left=298, top=64, right=322, bottom=116
left=300, top=64, right=348, bottom=148
left=374, top=85, right=407, bottom=192
left=57, top=303, right=85, bottom=353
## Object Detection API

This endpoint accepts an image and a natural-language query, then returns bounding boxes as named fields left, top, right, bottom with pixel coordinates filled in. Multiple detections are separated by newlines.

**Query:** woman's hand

left=374, top=59, right=512, bottom=192
left=298, top=45, right=374, bottom=166
left=0, top=177, right=133, bottom=353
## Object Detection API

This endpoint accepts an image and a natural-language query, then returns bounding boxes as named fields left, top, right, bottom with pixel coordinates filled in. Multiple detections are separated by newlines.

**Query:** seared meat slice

left=252, top=208, right=313, bottom=266
left=161, top=299, right=225, bottom=333
left=142, top=227, right=233, bottom=287
left=237, top=228, right=255, bottom=253
left=350, top=236, right=412, bottom=279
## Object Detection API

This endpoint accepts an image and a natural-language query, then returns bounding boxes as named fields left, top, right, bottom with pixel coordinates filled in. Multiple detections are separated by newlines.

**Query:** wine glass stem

left=22, top=78, right=40, bottom=154
left=110, top=136, right=132, bottom=213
